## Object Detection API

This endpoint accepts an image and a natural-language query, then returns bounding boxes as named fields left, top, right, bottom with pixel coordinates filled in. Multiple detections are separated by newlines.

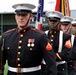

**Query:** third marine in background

left=69, top=19, right=76, bottom=75
left=60, top=16, right=75, bottom=75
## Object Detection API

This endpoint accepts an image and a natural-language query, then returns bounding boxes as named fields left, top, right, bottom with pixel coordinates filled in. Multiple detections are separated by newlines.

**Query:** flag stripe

left=55, top=0, right=61, bottom=11
left=35, top=0, right=44, bottom=30
left=55, top=0, right=70, bottom=16
left=61, top=0, right=65, bottom=15
left=64, top=0, right=70, bottom=16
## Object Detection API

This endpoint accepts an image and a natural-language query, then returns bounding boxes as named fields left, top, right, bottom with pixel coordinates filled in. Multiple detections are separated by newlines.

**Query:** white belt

left=8, top=65, right=41, bottom=73
left=56, top=61, right=66, bottom=66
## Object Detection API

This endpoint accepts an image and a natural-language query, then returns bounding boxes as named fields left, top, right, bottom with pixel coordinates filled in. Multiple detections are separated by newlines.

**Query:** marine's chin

left=20, top=25, right=26, bottom=28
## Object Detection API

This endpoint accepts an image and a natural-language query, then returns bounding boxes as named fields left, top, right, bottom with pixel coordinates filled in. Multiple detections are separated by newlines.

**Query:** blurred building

left=0, top=10, right=76, bottom=35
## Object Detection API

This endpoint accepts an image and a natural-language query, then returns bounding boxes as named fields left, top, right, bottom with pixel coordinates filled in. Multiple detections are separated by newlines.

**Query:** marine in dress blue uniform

left=0, top=3, right=57, bottom=75
left=41, top=11, right=72, bottom=75
left=60, top=16, right=75, bottom=75
left=68, top=19, right=76, bottom=75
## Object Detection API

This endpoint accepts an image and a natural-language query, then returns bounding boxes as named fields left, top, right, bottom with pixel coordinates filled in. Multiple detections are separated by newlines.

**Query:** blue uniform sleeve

left=39, top=34, right=57, bottom=75
left=69, top=37, right=76, bottom=60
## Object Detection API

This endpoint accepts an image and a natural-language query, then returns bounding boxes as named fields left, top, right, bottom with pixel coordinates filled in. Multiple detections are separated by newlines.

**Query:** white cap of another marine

left=61, top=16, right=73, bottom=22
left=45, top=11, right=64, bottom=20
left=71, top=18, right=76, bottom=25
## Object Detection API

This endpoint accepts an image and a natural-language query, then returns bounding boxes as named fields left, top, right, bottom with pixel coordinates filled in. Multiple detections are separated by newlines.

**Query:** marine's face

left=72, top=24, right=76, bottom=33
left=48, top=20, right=60, bottom=30
left=15, top=13, right=31, bottom=29
left=60, top=24, right=70, bottom=33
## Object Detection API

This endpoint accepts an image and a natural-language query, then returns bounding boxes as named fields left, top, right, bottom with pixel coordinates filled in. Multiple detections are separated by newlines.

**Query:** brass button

left=63, top=68, right=64, bottom=70
left=7, top=47, right=10, bottom=50
left=18, top=64, right=20, bottom=67
left=20, top=34, right=23, bottom=37
left=23, top=30, right=26, bottom=32
left=19, top=40, right=22, bottom=43
left=51, top=35, right=54, bottom=37
left=30, top=48, right=32, bottom=50
left=18, top=52, right=20, bottom=54
left=18, top=46, right=21, bottom=49
left=17, top=58, right=20, bottom=61
left=54, top=31, right=56, bottom=33
left=50, top=31, right=52, bottom=33
left=51, top=39, right=53, bottom=42
left=18, top=30, right=20, bottom=32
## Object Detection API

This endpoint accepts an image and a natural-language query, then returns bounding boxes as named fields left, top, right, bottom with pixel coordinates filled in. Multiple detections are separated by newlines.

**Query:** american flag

left=35, top=0, right=44, bottom=30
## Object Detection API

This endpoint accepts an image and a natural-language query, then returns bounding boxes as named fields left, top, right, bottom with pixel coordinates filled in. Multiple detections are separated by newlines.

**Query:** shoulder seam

left=4, top=28, right=16, bottom=34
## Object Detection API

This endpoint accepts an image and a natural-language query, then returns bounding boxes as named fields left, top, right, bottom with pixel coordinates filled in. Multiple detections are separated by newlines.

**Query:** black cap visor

left=61, top=22, right=70, bottom=26
left=15, top=10, right=32, bottom=14
left=48, top=17, right=60, bottom=21
left=72, top=23, right=76, bottom=26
